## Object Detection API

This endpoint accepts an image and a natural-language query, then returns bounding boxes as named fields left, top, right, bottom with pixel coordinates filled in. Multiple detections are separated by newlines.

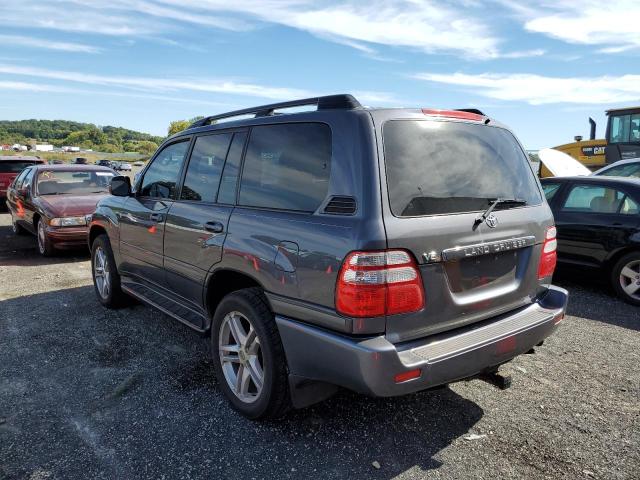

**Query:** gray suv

left=89, top=94, right=568, bottom=419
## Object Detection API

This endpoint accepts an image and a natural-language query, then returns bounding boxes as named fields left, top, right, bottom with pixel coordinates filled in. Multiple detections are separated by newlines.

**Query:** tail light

left=336, top=250, right=425, bottom=317
left=538, top=226, right=557, bottom=279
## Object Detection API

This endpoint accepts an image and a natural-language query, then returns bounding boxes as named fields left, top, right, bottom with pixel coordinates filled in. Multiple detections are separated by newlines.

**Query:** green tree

left=168, top=120, right=190, bottom=136
left=136, top=140, right=159, bottom=156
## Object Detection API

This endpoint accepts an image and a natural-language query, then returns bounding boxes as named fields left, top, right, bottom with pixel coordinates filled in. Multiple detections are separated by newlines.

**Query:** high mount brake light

left=421, top=109, right=485, bottom=122
left=538, top=226, right=557, bottom=279
left=336, top=250, right=425, bottom=317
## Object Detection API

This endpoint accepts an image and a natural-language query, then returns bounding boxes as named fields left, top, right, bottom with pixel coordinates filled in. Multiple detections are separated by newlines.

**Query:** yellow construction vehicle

left=542, top=107, right=640, bottom=177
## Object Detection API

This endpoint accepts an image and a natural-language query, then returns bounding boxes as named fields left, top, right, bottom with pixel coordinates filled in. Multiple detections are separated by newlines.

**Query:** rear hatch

left=375, top=112, right=554, bottom=343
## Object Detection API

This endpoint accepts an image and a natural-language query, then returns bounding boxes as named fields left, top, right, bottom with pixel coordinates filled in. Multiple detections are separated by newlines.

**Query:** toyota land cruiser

left=89, top=94, right=568, bottom=419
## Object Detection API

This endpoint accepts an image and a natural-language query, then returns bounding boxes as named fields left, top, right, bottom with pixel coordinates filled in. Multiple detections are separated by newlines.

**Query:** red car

left=0, top=156, right=45, bottom=203
left=5, top=164, right=115, bottom=256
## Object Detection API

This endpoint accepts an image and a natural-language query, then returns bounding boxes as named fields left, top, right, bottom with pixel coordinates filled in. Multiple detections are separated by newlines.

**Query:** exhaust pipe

left=589, top=117, right=596, bottom=140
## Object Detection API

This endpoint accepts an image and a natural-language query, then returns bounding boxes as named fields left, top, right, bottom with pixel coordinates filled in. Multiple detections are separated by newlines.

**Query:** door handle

left=149, top=213, right=164, bottom=222
left=204, top=221, right=224, bottom=233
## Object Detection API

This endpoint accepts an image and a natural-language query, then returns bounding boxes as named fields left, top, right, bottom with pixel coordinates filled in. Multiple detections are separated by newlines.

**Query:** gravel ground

left=0, top=210, right=638, bottom=480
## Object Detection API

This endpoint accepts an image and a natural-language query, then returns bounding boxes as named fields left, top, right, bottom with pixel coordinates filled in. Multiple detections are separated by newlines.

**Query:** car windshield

left=0, top=161, right=38, bottom=173
left=36, top=170, right=114, bottom=195
left=382, top=120, right=542, bottom=216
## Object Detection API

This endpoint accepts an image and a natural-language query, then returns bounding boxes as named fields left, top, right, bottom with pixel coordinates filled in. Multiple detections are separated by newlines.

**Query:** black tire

left=91, top=234, right=130, bottom=308
left=611, top=252, right=640, bottom=306
left=36, top=218, right=55, bottom=256
left=211, top=288, right=291, bottom=419
left=11, top=213, right=27, bottom=235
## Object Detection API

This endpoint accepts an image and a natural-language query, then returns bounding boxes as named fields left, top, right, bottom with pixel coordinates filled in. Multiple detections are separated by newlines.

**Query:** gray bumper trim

left=276, top=285, right=568, bottom=398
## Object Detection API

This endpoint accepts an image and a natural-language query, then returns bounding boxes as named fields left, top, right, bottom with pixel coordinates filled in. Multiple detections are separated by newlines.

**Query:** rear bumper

left=277, top=285, right=568, bottom=397
left=46, top=225, right=89, bottom=248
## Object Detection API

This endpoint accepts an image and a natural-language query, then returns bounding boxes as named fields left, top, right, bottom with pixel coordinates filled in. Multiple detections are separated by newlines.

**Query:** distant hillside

left=0, top=119, right=163, bottom=155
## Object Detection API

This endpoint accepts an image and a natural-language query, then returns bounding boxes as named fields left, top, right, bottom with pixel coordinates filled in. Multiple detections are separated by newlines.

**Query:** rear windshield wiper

left=473, top=198, right=527, bottom=229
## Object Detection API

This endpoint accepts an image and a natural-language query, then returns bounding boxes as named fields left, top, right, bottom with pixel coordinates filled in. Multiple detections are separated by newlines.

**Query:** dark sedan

left=541, top=176, right=640, bottom=305
left=5, top=164, right=115, bottom=256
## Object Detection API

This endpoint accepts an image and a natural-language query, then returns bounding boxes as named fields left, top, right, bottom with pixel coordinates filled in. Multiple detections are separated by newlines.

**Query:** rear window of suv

left=383, top=120, right=542, bottom=217
left=0, top=160, right=38, bottom=173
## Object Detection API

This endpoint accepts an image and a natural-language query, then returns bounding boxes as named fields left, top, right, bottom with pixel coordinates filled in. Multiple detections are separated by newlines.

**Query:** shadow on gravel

left=554, top=269, right=640, bottom=331
left=1, top=285, right=484, bottom=479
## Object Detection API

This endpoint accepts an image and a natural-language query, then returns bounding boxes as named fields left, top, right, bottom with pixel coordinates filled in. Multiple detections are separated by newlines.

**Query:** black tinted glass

left=181, top=133, right=232, bottom=202
left=239, top=123, right=331, bottom=211
left=383, top=120, right=542, bottom=216
left=140, top=141, right=188, bottom=198
left=217, top=132, right=246, bottom=204
left=0, top=161, right=37, bottom=173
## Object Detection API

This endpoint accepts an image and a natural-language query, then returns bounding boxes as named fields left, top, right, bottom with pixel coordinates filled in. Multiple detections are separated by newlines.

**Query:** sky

left=0, top=0, right=639, bottom=149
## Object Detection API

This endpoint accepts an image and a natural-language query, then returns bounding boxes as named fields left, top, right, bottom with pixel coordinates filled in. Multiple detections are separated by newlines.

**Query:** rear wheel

left=36, top=219, right=55, bottom=256
left=91, top=234, right=130, bottom=308
left=211, top=288, right=291, bottom=419
left=612, top=252, right=640, bottom=306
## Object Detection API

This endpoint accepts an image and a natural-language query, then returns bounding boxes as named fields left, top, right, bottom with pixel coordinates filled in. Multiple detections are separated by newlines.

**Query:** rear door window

left=239, top=123, right=331, bottom=212
left=562, top=184, right=625, bottom=213
left=180, top=133, right=232, bottom=202
left=383, top=120, right=542, bottom=216
left=217, top=132, right=247, bottom=205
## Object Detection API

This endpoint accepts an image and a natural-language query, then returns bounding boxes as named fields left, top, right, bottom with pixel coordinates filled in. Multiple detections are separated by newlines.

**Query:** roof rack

left=189, top=94, right=362, bottom=129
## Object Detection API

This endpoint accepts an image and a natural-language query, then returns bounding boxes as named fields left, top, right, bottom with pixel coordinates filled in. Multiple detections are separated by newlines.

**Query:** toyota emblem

left=485, top=214, right=498, bottom=228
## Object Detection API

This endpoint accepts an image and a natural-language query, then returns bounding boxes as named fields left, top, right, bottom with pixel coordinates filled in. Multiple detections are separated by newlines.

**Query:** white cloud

left=413, top=71, right=640, bottom=105
left=0, top=34, right=100, bottom=53
left=502, top=0, right=640, bottom=52
left=2, top=0, right=543, bottom=60
left=0, top=64, right=312, bottom=100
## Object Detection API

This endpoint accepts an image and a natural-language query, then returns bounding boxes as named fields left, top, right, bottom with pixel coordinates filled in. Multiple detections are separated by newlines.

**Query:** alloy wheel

left=619, top=260, right=640, bottom=301
left=37, top=221, right=46, bottom=254
left=218, top=311, right=264, bottom=404
left=93, top=246, right=111, bottom=299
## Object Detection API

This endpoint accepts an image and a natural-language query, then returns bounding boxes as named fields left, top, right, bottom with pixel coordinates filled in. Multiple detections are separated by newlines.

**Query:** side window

left=631, top=114, right=640, bottom=142
left=13, top=169, right=29, bottom=189
left=562, top=185, right=624, bottom=213
left=140, top=141, right=189, bottom=199
left=217, top=132, right=247, bottom=204
left=620, top=195, right=640, bottom=215
left=542, top=183, right=561, bottom=201
left=610, top=115, right=631, bottom=144
left=180, top=133, right=232, bottom=202
left=22, top=169, right=35, bottom=191
left=239, top=123, right=331, bottom=212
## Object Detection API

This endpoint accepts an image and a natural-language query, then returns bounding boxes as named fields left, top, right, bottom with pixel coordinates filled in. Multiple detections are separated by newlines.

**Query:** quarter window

left=140, top=141, right=189, bottom=199
left=542, top=183, right=561, bottom=201
left=181, top=133, right=232, bottom=202
left=239, top=123, right=331, bottom=212
left=562, top=185, right=625, bottom=213
left=13, top=169, right=30, bottom=189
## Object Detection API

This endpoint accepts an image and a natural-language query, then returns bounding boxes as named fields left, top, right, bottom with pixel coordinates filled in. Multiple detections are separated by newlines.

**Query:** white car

left=133, top=161, right=144, bottom=167
left=118, top=162, right=132, bottom=171
left=538, top=148, right=640, bottom=178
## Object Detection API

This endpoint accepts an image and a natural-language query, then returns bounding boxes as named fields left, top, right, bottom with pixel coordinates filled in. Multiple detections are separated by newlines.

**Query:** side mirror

left=110, top=176, right=132, bottom=197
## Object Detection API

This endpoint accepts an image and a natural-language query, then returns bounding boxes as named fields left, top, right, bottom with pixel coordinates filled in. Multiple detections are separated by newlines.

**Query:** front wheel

left=612, top=252, right=640, bottom=306
left=37, top=219, right=55, bottom=256
left=211, top=288, right=291, bottom=419
left=91, top=234, right=130, bottom=308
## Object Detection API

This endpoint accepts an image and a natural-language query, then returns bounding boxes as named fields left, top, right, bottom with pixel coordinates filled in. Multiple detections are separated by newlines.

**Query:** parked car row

left=96, top=159, right=133, bottom=171
left=3, top=95, right=638, bottom=422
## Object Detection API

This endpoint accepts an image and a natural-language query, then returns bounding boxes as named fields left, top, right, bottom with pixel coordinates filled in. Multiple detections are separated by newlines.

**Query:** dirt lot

left=0, top=210, right=638, bottom=480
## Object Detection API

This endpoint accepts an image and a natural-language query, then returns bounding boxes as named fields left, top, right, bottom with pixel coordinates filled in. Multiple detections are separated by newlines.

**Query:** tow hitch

left=479, top=369, right=512, bottom=390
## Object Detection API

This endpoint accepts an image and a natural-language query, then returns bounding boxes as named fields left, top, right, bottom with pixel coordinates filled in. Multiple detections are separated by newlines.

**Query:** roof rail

left=455, top=108, right=486, bottom=116
left=189, top=94, right=361, bottom=129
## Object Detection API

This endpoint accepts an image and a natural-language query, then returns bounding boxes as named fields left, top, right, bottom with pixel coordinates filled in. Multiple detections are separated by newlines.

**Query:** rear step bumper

left=277, top=285, right=568, bottom=399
